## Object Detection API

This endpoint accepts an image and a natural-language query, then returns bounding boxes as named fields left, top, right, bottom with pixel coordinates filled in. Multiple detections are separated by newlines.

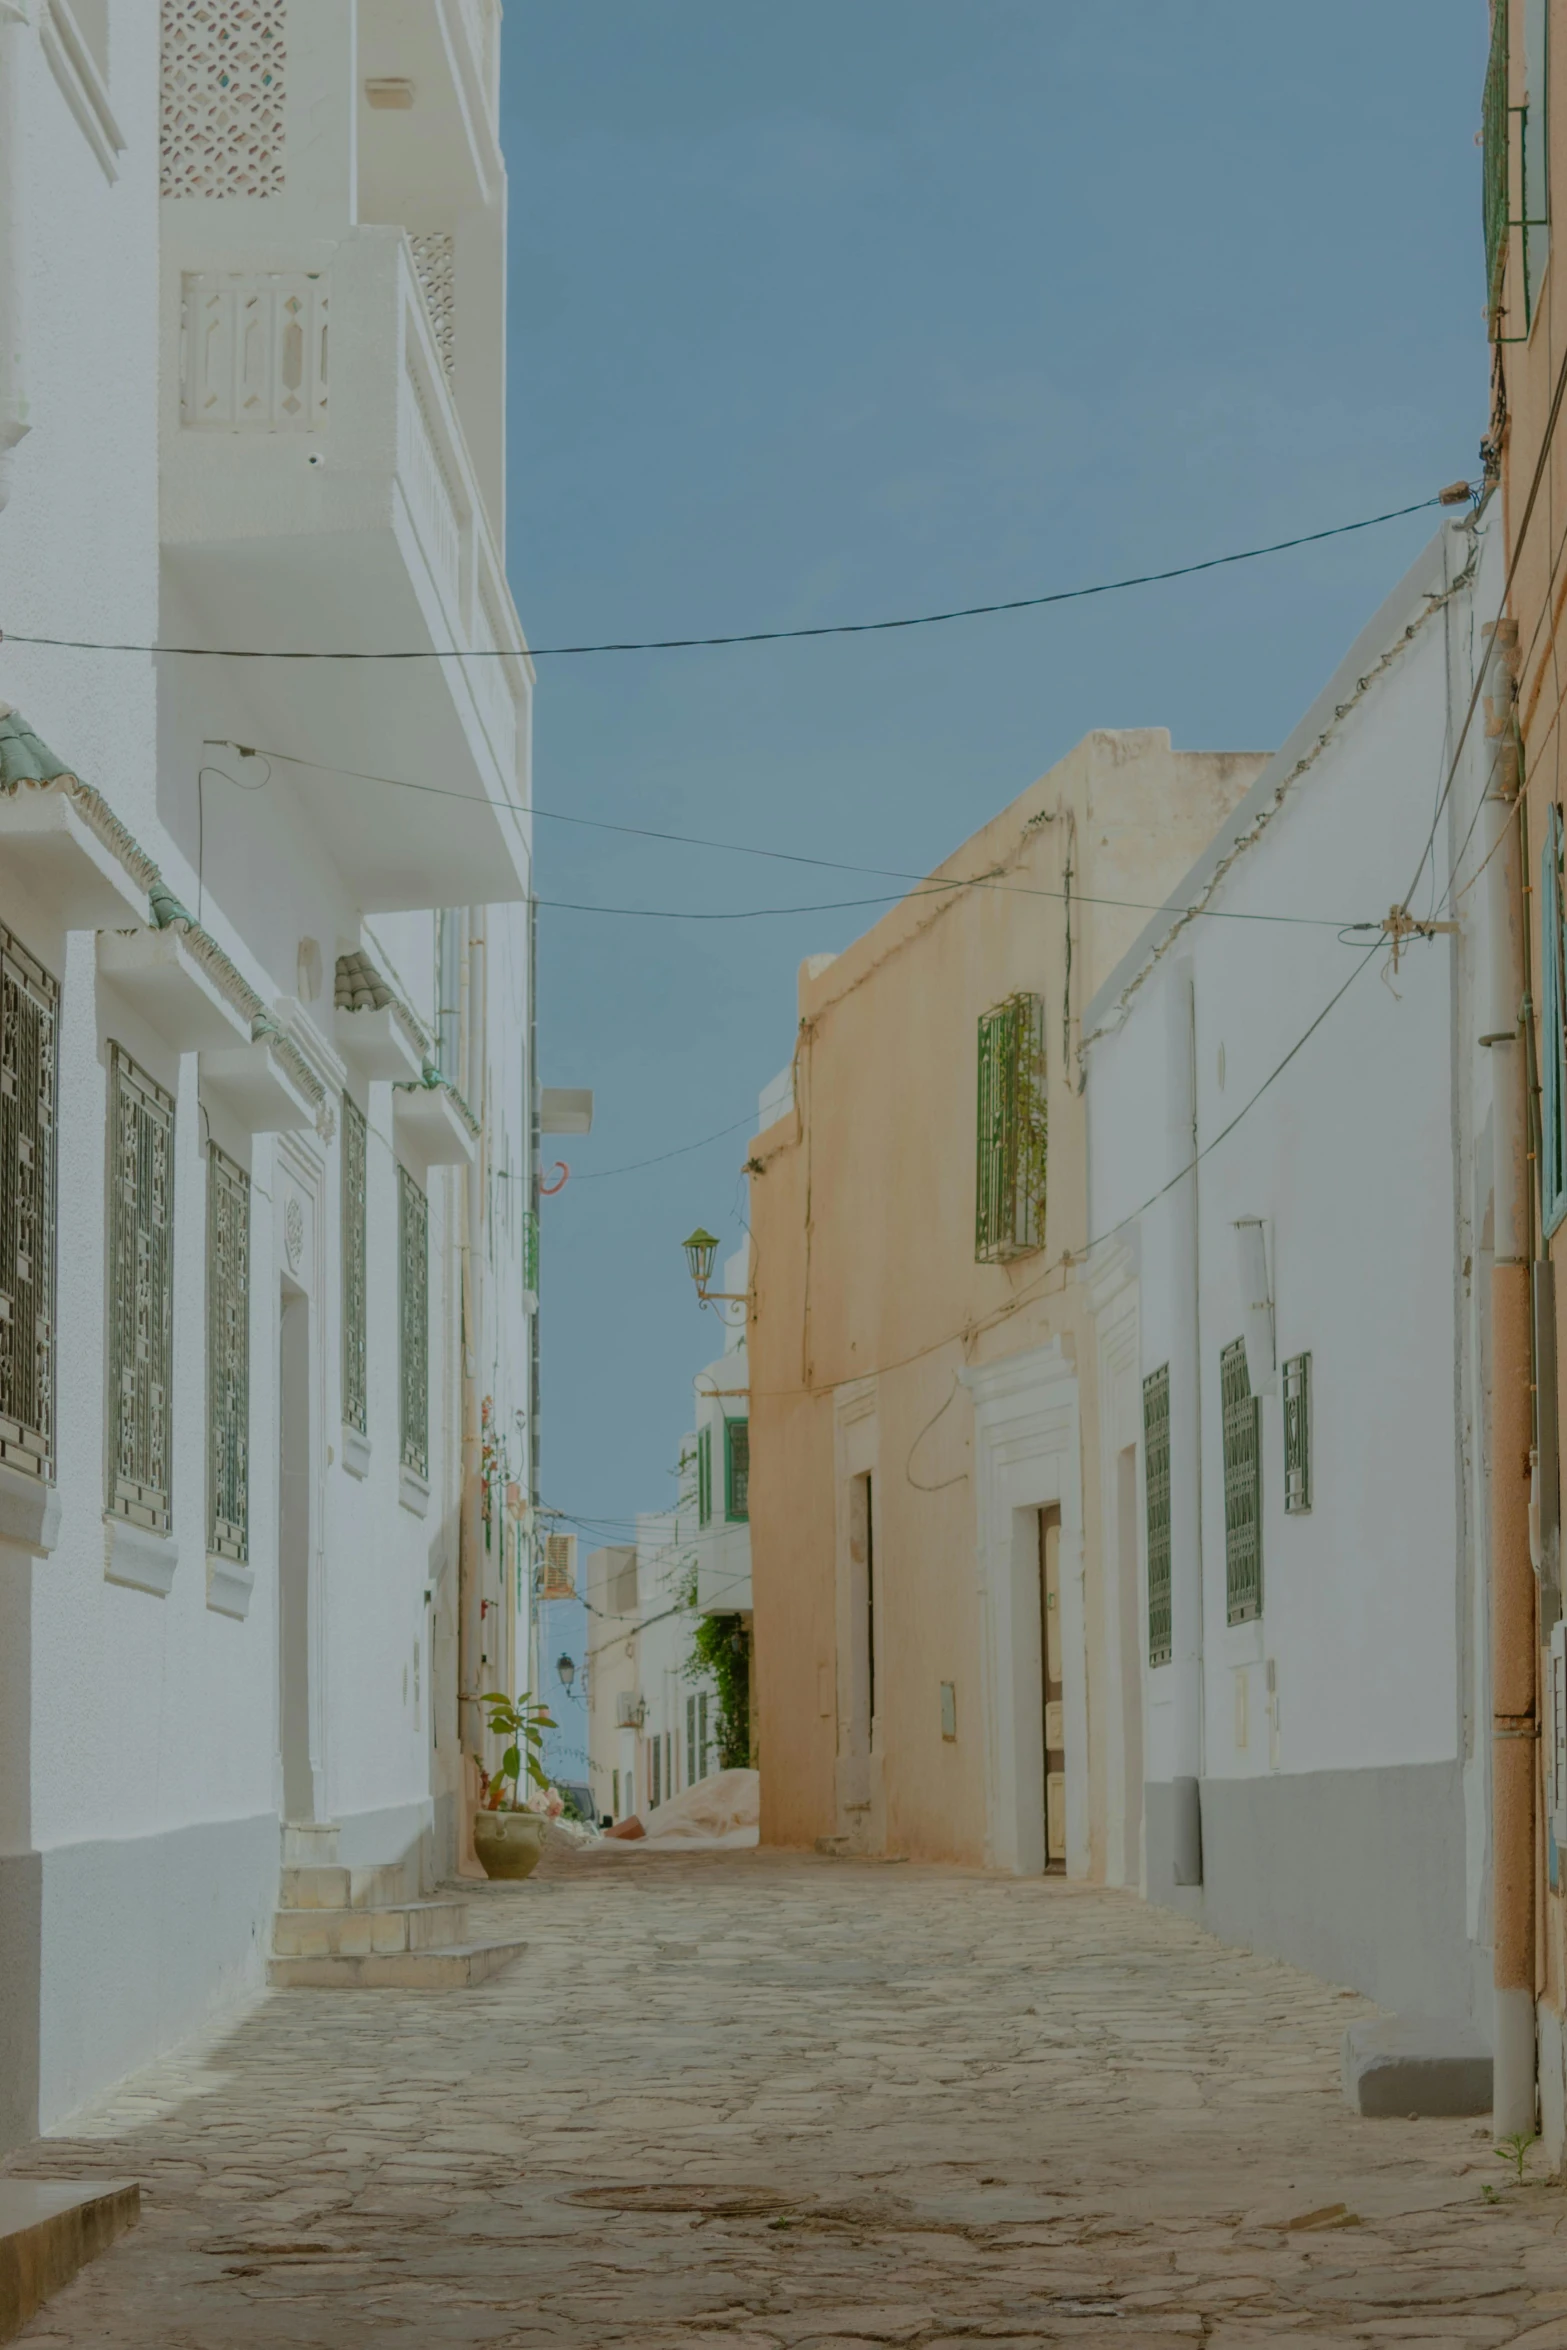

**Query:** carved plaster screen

left=1142, top=1364, right=1172, bottom=1667
left=0, top=924, right=58, bottom=1484
left=108, top=1046, right=176, bottom=1533
left=180, top=272, right=329, bottom=432
left=1220, top=1337, right=1262, bottom=1625
left=160, top=0, right=286, bottom=200
left=206, top=1143, right=250, bottom=1563
left=410, top=233, right=455, bottom=377
left=341, top=1093, right=367, bottom=1436
left=397, top=1162, right=428, bottom=1480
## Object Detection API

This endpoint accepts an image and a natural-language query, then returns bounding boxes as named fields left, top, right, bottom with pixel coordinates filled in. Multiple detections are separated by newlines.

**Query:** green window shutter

left=1283, top=1351, right=1312, bottom=1513
left=1543, top=807, right=1567, bottom=1235
left=341, top=1092, right=367, bottom=1436
left=398, top=1164, right=429, bottom=1479
left=1142, top=1364, right=1172, bottom=1667
left=975, top=992, right=1047, bottom=1262
left=1221, top=1337, right=1262, bottom=1624
left=1484, top=0, right=1510, bottom=329
left=701, top=1426, right=713, bottom=1524
left=206, top=1144, right=250, bottom=1564
left=725, top=1416, right=750, bottom=1522
left=107, top=1045, right=175, bottom=1532
left=0, top=923, right=58, bottom=1484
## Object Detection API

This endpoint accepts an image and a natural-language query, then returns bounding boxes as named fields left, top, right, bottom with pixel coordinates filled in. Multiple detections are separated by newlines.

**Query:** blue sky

left=501, top=1, right=1488, bottom=1545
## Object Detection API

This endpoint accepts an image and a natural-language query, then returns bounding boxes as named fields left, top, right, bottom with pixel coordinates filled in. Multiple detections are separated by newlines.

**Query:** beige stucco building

left=747, top=730, right=1262, bottom=1876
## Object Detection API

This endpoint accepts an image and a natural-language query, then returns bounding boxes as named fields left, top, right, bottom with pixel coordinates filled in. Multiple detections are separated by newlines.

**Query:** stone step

left=280, top=1821, right=341, bottom=1866
left=278, top=1860, right=416, bottom=1912
left=272, top=1898, right=471, bottom=1959
left=0, top=2178, right=140, bottom=2341
left=266, top=1936, right=527, bottom=1990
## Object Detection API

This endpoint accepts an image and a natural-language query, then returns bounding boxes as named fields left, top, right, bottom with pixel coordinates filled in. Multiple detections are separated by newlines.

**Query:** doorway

left=278, top=1279, right=314, bottom=1821
left=1038, top=1507, right=1065, bottom=1869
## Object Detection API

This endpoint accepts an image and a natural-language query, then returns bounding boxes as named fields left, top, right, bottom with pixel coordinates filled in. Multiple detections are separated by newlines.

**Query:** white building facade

left=0, top=0, right=539, bottom=2150
left=1084, top=512, right=1504, bottom=2032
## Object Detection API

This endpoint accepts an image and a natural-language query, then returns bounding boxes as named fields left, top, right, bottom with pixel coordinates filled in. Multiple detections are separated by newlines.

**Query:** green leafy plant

left=477, top=1690, right=555, bottom=1810
left=1495, top=2131, right=1537, bottom=2186
left=689, top=1612, right=752, bottom=1770
left=1481, top=2181, right=1500, bottom=2203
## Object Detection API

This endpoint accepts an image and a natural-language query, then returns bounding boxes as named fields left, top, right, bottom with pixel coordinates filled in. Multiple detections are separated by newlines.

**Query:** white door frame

left=962, top=1341, right=1086, bottom=1877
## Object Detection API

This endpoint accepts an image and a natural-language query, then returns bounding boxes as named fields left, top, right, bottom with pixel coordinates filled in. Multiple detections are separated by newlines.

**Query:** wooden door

left=1040, top=1511, right=1066, bottom=1868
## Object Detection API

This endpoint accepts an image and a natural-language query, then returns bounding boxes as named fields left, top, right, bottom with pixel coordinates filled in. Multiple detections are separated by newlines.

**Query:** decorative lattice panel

left=161, top=0, right=286, bottom=200
left=410, top=233, right=455, bottom=377
left=1221, top=1337, right=1262, bottom=1625
left=0, top=925, right=58, bottom=1483
left=206, top=1144, right=250, bottom=1563
left=398, top=1162, right=428, bottom=1479
left=181, top=271, right=328, bottom=431
left=342, top=1093, right=367, bottom=1436
left=1142, top=1364, right=1171, bottom=1667
left=108, top=1047, right=176, bottom=1533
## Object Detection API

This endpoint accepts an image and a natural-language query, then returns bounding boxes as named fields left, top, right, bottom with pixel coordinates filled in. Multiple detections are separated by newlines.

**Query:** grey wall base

left=1145, top=1761, right=1480, bottom=2026
left=1342, top=2014, right=1493, bottom=2116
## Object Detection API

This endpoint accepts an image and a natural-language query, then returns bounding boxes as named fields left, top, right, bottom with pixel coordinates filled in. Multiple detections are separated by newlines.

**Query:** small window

left=1283, top=1352, right=1312, bottom=1514
left=1221, top=1338, right=1262, bottom=1624
left=975, top=992, right=1047, bottom=1262
left=724, top=1416, right=750, bottom=1522
left=107, top=1046, right=176, bottom=1532
left=397, top=1164, right=429, bottom=1480
left=206, top=1144, right=250, bottom=1564
left=697, top=1425, right=713, bottom=1526
left=341, top=1092, right=367, bottom=1435
left=1142, top=1365, right=1172, bottom=1666
left=686, top=1693, right=697, bottom=1785
left=0, top=923, right=59, bottom=1485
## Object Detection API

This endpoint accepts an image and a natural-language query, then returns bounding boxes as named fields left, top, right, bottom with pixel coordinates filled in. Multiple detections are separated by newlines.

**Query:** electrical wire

left=572, top=1111, right=760, bottom=1181
left=3, top=492, right=1457, bottom=663
left=205, top=737, right=1369, bottom=932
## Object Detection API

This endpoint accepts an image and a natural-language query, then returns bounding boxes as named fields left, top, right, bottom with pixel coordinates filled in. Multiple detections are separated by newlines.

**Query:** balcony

left=160, top=226, right=530, bottom=915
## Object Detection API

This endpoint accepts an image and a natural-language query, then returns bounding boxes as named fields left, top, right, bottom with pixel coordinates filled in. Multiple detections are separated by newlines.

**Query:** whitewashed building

left=587, top=1249, right=752, bottom=1821
left=0, top=0, right=539, bottom=2149
left=1083, top=510, right=1504, bottom=2041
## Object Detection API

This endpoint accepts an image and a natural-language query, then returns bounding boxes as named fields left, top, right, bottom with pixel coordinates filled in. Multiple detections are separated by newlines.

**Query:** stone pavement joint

left=5, top=1846, right=1567, bottom=2346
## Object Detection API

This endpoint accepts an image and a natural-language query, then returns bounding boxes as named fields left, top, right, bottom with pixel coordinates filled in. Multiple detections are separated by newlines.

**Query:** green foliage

left=478, top=1689, right=555, bottom=1809
left=689, top=1612, right=752, bottom=1769
left=1494, top=2130, right=1536, bottom=2185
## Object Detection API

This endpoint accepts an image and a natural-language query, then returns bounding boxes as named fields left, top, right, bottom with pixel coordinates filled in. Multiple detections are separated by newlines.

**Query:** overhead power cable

left=204, top=738, right=1368, bottom=932
left=4, top=491, right=1460, bottom=663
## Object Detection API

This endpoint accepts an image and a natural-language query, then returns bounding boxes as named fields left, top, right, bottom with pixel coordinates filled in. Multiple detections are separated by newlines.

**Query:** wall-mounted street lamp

left=682, top=1228, right=747, bottom=1315
left=556, top=1652, right=576, bottom=1693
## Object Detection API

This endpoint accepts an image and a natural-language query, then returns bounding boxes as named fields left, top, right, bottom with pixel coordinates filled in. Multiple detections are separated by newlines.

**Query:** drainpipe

left=1484, top=617, right=1537, bottom=2137
left=1167, top=960, right=1205, bottom=1886
left=457, top=913, right=487, bottom=1809
left=0, top=4, right=32, bottom=513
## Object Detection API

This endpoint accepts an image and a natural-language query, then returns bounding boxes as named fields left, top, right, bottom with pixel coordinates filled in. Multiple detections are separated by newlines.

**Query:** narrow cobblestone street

left=7, top=1846, right=1566, bottom=2349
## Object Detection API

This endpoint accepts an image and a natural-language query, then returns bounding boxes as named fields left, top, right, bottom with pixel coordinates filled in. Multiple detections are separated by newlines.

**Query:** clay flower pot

left=473, top=1808, right=548, bottom=1881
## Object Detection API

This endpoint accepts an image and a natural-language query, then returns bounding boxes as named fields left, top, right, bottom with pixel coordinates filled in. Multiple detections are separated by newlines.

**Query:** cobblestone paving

left=8, top=1846, right=1567, bottom=2347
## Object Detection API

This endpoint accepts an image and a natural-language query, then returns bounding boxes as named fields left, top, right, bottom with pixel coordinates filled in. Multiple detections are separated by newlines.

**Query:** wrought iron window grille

left=341, top=1092, right=368, bottom=1434
left=1142, top=1364, right=1172, bottom=1667
left=107, top=1045, right=176, bottom=1533
left=975, top=992, right=1048, bottom=1263
left=697, top=1424, right=713, bottom=1527
left=206, top=1143, right=250, bottom=1563
left=1221, top=1337, right=1262, bottom=1625
left=724, top=1416, right=750, bottom=1523
left=0, top=923, right=58, bottom=1485
left=397, top=1162, right=429, bottom=1480
left=1283, top=1351, right=1312, bottom=1516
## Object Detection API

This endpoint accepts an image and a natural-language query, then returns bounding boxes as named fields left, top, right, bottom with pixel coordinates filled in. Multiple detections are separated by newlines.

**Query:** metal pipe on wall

left=1485, top=618, right=1538, bottom=2137
left=1166, top=959, right=1205, bottom=1885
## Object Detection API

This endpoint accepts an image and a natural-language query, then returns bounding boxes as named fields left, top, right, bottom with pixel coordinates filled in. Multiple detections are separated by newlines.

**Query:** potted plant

left=472, top=1690, right=558, bottom=1881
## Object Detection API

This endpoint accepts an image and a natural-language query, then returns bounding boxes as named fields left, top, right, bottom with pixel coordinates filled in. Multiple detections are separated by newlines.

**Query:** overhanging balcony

left=160, top=226, right=530, bottom=914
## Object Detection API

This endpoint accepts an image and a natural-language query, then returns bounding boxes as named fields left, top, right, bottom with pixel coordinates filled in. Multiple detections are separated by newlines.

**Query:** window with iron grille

left=1543, top=808, right=1567, bottom=1235
left=107, top=1045, right=176, bottom=1532
left=1220, top=1337, right=1262, bottom=1624
left=1143, top=1364, right=1171, bottom=1667
left=341, top=1091, right=367, bottom=1434
left=1484, top=0, right=1551, bottom=339
left=975, top=992, right=1047, bottom=1262
left=523, top=1205, right=539, bottom=1297
left=1485, top=0, right=1511, bottom=328
left=697, top=1423, right=713, bottom=1526
left=397, top=1162, right=428, bottom=1479
left=0, top=924, right=58, bottom=1485
left=1283, top=1351, right=1312, bottom=1514
left=206, top=1143, right=250, bottom=1563
left=725, top=1416, right=750, bottom=1522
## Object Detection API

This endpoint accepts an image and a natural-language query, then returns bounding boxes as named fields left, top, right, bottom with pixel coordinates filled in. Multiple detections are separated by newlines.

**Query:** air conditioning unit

left=615, top=1692, right=645, bottom=1730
